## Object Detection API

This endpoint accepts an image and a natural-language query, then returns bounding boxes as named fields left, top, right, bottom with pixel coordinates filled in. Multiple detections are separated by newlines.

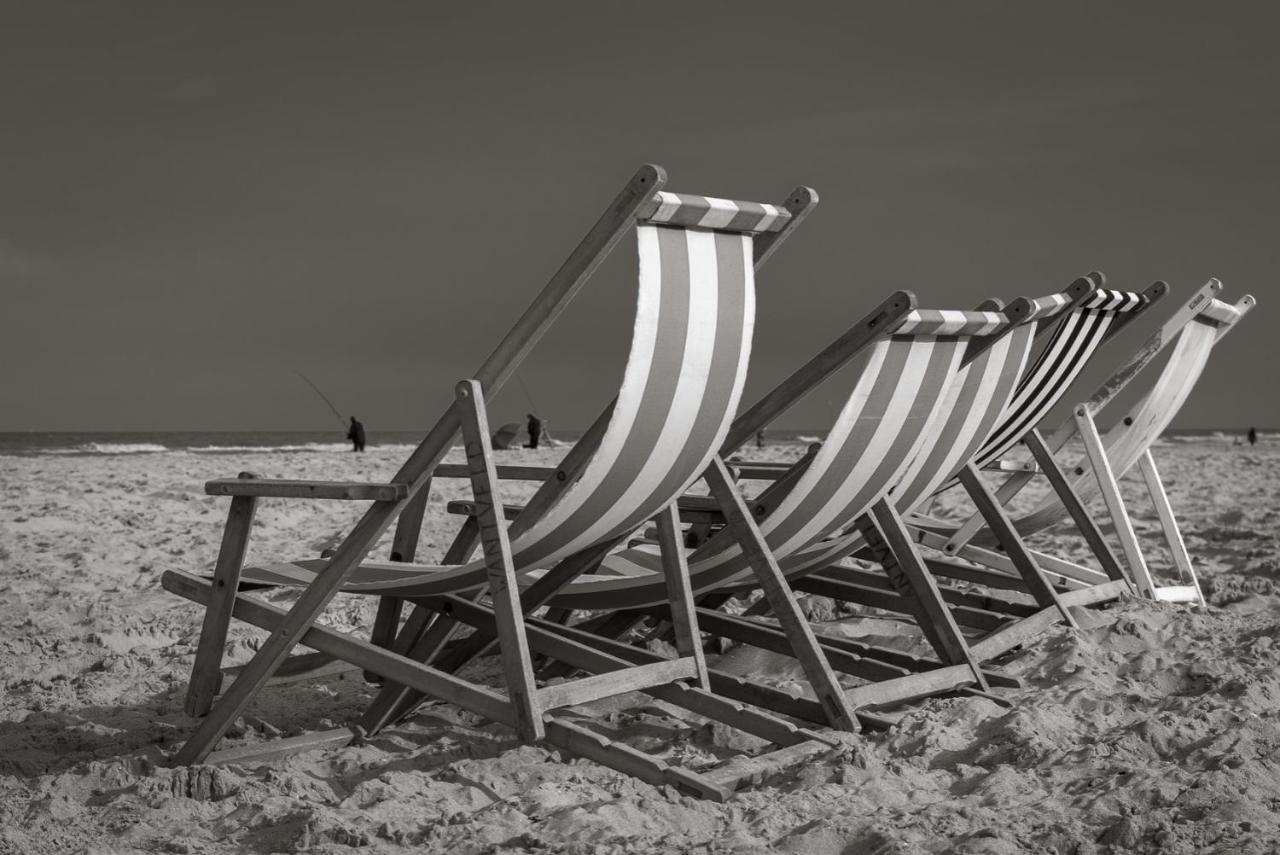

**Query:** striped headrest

left=1022, top=292, right=1074, bottom=322
left=1197, top=296, right=1249, bottom=325
left=638, top=191, right=792, bottom=235
left=894, top=309, right=1008, bottom=336
left=1080, top=289, right=1145, bottom=312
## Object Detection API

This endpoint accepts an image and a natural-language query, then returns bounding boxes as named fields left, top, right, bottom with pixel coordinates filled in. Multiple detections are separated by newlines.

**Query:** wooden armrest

left=726, top=461, right=791, bottom=480
left=446, top=500, right=521, bottom=520
left=206, top=479, right=409, bottom=501
left=432, top=464, right=559, bottom=481
left=980, top=459, right=1039, bottom=473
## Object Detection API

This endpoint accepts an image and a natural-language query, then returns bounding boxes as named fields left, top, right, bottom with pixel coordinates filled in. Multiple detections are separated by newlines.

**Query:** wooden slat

left=814, top=566, right=1038, bottom=617
left=862, top=499, right=987, bottom=688
left=171, top=164, right=668, bottom=766
left=656, top=504, right=710, bottom=689
left=185, top=482, right=257, bottom=717
left=1059, top=579, right=1129, bottom=607
left=844, top=664, right=976, bottom=710
left=162, top=570, right=517, bottom=727
left=1138, top=450, right=1203, bottom=603
left=536, top=657, right=698, bottom=710
left=701, top=740, right=833, bottom=790
left=704, top=458, right=860, bottom=731
left=455, top=379, right=544, bottom=741
left=1025, top=429, right=1130, bottom=585
left=543, top=716, right=731, bottom=802
left=204, top=479, right=408, bottom=501
left=204, top=727, right=359, bottom=767
left=970, top=607, right=1059, bottom=660
left=1153, top=585, right=1201, bottom=603
left=446, top=500, right=522, bottom=520
left=1074, top=407, right=1156, bottom=597
left=433, top=464, right=558, bottom=481
left=957, top=463, right=1076, bottom=627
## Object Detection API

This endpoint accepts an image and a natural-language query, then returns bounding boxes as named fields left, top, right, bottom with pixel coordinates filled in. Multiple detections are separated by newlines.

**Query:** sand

left=1, top=438, right=1278, bottom=854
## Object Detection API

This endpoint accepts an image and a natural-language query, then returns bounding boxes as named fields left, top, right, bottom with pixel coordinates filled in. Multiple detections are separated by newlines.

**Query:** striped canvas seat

left=240, top=193, right=779, bottom=596
left=1014, top=291, right=1255, bottom=536
left=542, top=304, right=1031, bottom=610
left=967, top=287, right=1150, bottom=471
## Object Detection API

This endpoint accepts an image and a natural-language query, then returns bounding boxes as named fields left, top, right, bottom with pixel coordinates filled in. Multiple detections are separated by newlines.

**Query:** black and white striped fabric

left=969, top=288, right=1146, bottom=469
left=1014, top=296, right=1242, bottom=535
left=242, top=207, right=761, bottom=595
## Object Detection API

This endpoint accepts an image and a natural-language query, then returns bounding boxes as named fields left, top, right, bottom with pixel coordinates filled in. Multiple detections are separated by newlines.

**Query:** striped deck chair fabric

left=541, top=306, right=1026, bottom=611
left=1014, top=290, right=1255, bottom=536
left=239, top=193, right=781, bottom=597
left=968, top=287, right=1151, bottom=472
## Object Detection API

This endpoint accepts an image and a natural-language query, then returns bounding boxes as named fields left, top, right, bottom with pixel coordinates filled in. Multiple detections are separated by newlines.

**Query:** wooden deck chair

left=541, top=278, right=1160, bottom=698
left=162, top=167, right=852, bottom=800
left=917, top=279, right=1255, bottom=609
left=511, top=298, right=1044, bottom=721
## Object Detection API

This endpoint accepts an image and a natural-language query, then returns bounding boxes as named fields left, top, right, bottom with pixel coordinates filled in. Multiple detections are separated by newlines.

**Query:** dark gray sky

left=2, top=2, right=1276, bottom=432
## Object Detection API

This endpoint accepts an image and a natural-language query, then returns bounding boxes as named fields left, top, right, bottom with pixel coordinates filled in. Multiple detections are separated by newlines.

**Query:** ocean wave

left=186, top=443, right=420, bottom=454
left=46, top=442, right=171, bottom=455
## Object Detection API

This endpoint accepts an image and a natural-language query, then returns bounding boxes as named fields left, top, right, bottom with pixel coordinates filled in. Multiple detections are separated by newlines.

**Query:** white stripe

left=535, top=228, right=723, bottom=564
left=651, top=191, right=682, bottom=223
left=755, top=203, right=780, bottom=233
left=696, top=196, right=740, bottom=230
left=506, top=225, right=667, bottom=559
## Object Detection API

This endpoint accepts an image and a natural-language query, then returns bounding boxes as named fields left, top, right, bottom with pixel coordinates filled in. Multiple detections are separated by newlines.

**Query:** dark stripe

left=511, top=225, right=693, bottom=566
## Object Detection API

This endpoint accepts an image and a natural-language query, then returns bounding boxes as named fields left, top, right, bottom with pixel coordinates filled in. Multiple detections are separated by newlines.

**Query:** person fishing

left=348, top=416, right=366, bottom=452
left=526, top=413, right=543, bottom=449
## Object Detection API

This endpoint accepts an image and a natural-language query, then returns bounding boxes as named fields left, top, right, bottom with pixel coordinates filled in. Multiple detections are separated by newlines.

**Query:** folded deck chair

left=163, top=167, right=856, bottom=800
left=915, top=279, right=1255, bottom=609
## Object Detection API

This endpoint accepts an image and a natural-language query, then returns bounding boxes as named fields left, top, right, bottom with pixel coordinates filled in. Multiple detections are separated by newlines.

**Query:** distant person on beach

left=347, top=416, right=366, bottom=452
left=756, top=429, right=766, bottom=449
left=1248, top=426, right=1258, bottom=447
left=526, top=413, right=543, bottom=449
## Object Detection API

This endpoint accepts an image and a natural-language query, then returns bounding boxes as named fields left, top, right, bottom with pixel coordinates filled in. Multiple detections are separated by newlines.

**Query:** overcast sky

left=2, top=2, right=1275, bottom=432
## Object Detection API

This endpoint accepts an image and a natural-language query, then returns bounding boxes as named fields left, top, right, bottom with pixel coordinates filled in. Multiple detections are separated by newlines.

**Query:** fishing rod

left=293, top=369, right=347, bottom=429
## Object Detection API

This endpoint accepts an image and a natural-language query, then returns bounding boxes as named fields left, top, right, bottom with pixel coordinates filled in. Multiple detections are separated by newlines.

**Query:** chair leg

left=1074, top=407, right=1157, bottom=597
left=455, top=380, right=543, bottom=741
left=861, top=497, right=988, bottom=690
left=1137, top=449, right=1204, bottom=604
left=655, top=504, right=710, bottom=690
left=1024, top=429, right=1131, bottom=586
left=704, top=458, right=860, bottom=731
left=957, top=463, right=1077, bottom=628
left=185, top=483, right=258, bottom=717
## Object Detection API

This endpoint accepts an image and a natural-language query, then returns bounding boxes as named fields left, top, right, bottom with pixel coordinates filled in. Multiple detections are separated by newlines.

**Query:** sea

left=0, top=428, right=1272, bottom=457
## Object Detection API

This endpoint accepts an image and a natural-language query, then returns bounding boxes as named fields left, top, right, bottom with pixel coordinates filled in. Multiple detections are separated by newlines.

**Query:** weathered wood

left=844, top=664, right=977, bottom=710
left=1137, top=449, right=1203, bottom=604
left=813, top=566, right=1038, bottom=617
left=1074, top=407, right=1156, bottom=597
left=1059, top=579, right=1129, bottom=607
left=721, top=291, right=916, bottom=454
left=455, top=379, right=543, bottom=741
left=172, top=164, right=667, bottom=765
left=433, top=464, right=558, bottom=481
left=970, top=607, right=1059, bottom=661
left=162, top=570, right=516, bottom=727
left=749, top=185, right=820, bottom=271
left=1153, top=585, right=1201, bottom=603
left=447, top=500, right=521, bottom=520
left=794, top=573, right=1012, bottom=632
left=704, top=458, right=859, bottom=731
left=204, top=479, right=408, bottom=501
left=656, top=504, right=710, bottom=689
left=223, top=655, right=360, bottom=692
left=863, top=498, right=988, bottom=689
left=203, top=727, right=360, bottom=767
left=185, top=480, right=258, bottom=717
left=700, top=740, right=834, bottom=790
left=537, top=657, right=699, bottom=710
left=958, top=463, right=1076, bottom=627
left=543, top=716, right=731, bottom=802
left=1025, top=429, right=1130, bottom=585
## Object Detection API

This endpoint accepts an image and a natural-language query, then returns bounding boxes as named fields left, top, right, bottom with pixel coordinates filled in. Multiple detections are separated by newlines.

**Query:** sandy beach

left=0, top=437, right=1277, bottom=853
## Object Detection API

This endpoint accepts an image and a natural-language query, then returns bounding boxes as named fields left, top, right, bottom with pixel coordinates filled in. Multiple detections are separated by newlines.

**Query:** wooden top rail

left=206, top=478, right=409, bottom=501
